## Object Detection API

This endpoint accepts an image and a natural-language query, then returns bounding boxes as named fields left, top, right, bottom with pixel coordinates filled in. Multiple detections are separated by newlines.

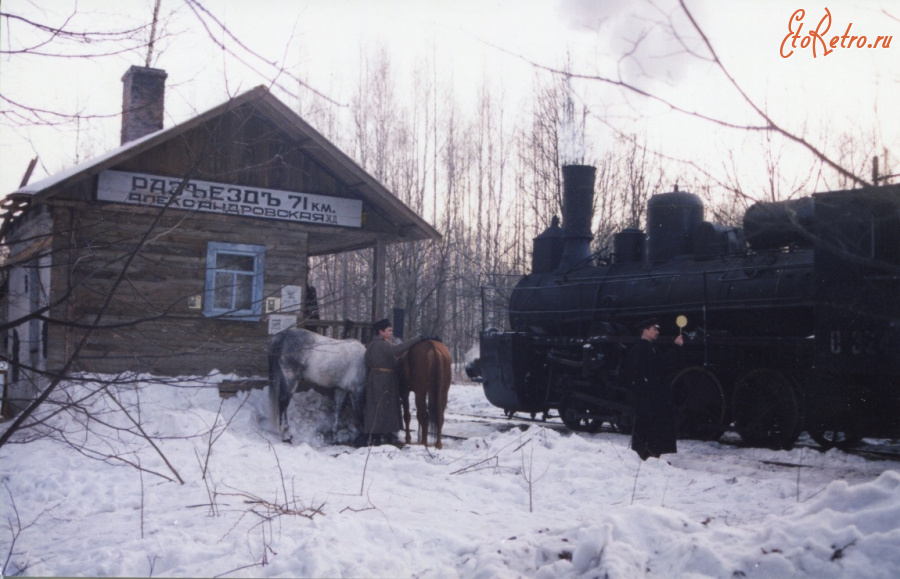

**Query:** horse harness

left=371, top=367, right=395, bottom=373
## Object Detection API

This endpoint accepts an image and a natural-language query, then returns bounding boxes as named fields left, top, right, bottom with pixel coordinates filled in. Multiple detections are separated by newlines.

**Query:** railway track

left=445, top=410, right=900, bottom=461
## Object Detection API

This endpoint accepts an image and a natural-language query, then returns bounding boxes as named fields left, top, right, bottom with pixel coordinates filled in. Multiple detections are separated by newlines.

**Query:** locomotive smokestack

left=559, top=164, right=596, bottom=270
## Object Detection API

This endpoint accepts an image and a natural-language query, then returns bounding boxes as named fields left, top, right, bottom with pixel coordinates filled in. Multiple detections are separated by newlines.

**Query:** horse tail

left=268, top=334, right=286, bottom=427
left=399, top=350, right=411, bottom=422
left=427, top=342, right=451, bottom=445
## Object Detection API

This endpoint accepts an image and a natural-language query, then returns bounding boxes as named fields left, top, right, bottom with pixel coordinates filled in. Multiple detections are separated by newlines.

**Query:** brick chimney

left=120, top=66, right=167, bottom=145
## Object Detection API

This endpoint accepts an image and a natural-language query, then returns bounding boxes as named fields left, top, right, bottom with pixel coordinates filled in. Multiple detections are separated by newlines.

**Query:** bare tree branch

left=675, top=0, right=869, bottom=188
left=183, top=0, right=346, bottom=107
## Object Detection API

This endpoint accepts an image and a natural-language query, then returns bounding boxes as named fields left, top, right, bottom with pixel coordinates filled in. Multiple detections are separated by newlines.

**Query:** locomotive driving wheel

left=732, top=368, right=801, bottom=450
left=670, top=367, right=727, bottom=441
left=560, top=394, right=602, bottom=433
left=612, top=411, right=634, bottom=435
left=806, top=380, right=865, bottom=451
left=807, top=427, right=863, bottom=451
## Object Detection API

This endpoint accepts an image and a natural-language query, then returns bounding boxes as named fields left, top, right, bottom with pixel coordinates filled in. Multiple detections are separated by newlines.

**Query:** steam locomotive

left=468, top=165, right=900, bottom=450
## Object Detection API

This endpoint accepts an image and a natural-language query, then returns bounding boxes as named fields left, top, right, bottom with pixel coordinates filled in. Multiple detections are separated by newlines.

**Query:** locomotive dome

left=646, top=190, right=704, bottom=261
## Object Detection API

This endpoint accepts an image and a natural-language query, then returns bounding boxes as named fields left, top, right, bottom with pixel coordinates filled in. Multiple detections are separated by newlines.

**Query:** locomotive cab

left=807, top=187, right=900, bottom=443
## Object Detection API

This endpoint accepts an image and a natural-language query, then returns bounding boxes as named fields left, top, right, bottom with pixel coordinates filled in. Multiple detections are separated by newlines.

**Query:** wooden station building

left=0, top=66, right=439, bottom=414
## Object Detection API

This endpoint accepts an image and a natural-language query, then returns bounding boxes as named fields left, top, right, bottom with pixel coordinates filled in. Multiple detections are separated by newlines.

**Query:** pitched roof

left=8, top=86, right=440, bottom=246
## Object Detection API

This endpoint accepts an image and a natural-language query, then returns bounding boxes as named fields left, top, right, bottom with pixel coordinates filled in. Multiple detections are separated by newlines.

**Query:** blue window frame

left=204, top=242, right=265, bottom=320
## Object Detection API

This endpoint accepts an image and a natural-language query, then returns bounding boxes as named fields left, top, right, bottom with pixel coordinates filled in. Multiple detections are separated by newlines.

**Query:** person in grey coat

left=361, top=319, right=426, bottom=446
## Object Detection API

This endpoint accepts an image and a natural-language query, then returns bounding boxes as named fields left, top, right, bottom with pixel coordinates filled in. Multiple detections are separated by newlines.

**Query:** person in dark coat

left=361, top=319, right=426, bottom=446
left=625, top=318, right=684, bottom=460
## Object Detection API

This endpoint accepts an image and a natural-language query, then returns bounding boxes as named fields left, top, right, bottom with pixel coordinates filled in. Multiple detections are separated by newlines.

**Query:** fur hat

left=372, top=318, right=392, bottom=334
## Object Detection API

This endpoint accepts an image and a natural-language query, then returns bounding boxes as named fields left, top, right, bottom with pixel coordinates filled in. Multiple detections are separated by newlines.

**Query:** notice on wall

left=268, top=314, right=297, bottom=335
left=97, top=170, right=363, bottom=228
left=281, top=285, right=303, bottom=313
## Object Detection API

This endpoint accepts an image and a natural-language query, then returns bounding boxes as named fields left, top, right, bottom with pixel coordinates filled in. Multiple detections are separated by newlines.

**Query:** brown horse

left=399, top=340, right=452, bottom=449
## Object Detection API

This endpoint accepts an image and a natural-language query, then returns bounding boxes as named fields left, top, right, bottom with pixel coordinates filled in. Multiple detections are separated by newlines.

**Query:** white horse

left=268, top=328, right=366, bottom=443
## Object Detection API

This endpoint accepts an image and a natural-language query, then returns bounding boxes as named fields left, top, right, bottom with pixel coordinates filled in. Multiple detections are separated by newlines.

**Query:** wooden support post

left=372, top=240, right=386, bottom=322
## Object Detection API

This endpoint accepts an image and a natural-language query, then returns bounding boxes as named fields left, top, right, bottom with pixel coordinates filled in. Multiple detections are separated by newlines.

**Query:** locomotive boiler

left=470, top=165, right=900, bottom=450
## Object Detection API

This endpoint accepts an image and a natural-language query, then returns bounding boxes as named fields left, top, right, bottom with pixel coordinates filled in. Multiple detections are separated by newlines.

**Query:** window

left=204, top=242, right=265, bottom=320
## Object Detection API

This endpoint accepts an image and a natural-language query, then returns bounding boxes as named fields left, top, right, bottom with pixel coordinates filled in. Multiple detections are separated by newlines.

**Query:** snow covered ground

left=1, top=374, right=899, bottom=578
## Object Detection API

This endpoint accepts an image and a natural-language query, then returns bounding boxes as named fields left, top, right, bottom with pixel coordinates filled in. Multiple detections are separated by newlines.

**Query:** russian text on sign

left=97, top=170, right=363, bottom=228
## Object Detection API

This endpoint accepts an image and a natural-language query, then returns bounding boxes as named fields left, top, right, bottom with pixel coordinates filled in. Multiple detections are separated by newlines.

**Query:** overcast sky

left=1, top=0, right=897, bottom=196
